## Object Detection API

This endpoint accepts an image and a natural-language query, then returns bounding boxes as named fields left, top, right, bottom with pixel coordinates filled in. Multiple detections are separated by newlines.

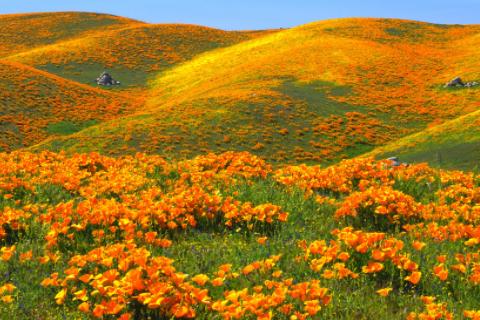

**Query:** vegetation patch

left=0, top=151, right=479, bottom=319
left=46, top=120, right=101, bottom=136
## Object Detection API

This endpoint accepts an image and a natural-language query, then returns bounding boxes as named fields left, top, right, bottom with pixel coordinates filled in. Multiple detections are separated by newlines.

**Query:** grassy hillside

left=0, top=12, right=143, bottom=58
left=0, top=60, right=143, bottom=152
left=28, top=18, right=480, bottom=168
left=362, top=108, right=480, bottom=173
left=0, top=13, right=278, bottom=153
left=361, top=27, right=480, bottom=172
left=7, top=24, right=279, bottom=89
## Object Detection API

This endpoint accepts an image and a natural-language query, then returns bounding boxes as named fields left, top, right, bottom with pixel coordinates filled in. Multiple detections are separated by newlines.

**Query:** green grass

left=46, top=120, right=101, bottom=136
left=39, top=62, right=151, bottom=89
left=373, top=140, right=480, bottom=174
left=365, top=106, right=480, bottom=173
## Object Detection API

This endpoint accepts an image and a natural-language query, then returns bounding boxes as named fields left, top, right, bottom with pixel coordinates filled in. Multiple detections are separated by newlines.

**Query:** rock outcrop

left=94, top=72, right=121, bottom=86
left=386, top=156, right=409, bottom=168
left=444, top=77, right=478, bottom=88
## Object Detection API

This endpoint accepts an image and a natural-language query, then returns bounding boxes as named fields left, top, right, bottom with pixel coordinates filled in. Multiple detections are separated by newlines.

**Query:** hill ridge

left=2, top=14, right=479, bottom=172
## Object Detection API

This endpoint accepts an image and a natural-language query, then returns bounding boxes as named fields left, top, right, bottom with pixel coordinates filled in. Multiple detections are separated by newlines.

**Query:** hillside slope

left=0, top=13, right=279, bottom=152
left=361, top=108, right=480, bottom=172
left=28, top=18, right=480, bottom=166
left=7, top=23, right=278, bottom=89
left=0, top=60, right=142, bottom=152
left=362, top=31, right=480, bottom=172
left=0, top=12, right=143, bottom=58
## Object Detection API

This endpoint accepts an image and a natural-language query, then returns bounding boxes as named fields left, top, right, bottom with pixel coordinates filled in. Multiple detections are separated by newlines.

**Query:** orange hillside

left=0, top=11, right=143, bottom=58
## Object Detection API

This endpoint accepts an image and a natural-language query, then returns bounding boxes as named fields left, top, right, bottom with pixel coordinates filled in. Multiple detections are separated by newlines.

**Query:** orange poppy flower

left=242, top=265, right=254, bottom=275
left=257, top=237, right=267, bottom=244
left=210, top=277, right=224, bottom=286
left=78, top=302, right=90, bottom=313
left=405, top=271, right=421, bottom=285
left=219, top=264, right=232, bottom=273
left=420, top=296, right=436, bottom=304
left=433, top=265, right=448, bottom=281
left=377, top=287, right=392, bottom=297
left=192, top=274, right=210, bottom=286
left=412, top=240, right=426, bottom=251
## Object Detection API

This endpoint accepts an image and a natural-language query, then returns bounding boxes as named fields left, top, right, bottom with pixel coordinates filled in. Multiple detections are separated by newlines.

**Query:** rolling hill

left=0, top=12, right=144, bottom=58
left=0, top=59, right=142, bottom=152
left=362, top=28, right=480, bottom=172
left=26, top=18, right=480, bottom=169
left=7, top=22, right=279, bottom=88
left=0, top=12, right=279, bottom=153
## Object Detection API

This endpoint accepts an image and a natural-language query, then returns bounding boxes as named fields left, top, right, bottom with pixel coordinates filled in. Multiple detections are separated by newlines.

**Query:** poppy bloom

left=362, top=261, right=384, bottom=273
left=412, top=240, right=426, bottom=251
left=405, top=271, right=421, bottom=284
left=257, top=237, right=267, bottom=244
left=420, top=296, right=435, bottom=304
left=219, top=264, right=232, bottom=273
left=54, top=288, right=67, bottom=305
left=243, top=265, right=254, bottom=275
left=433, top=265, right=448, bottom=281
left=377, top=287, right=392, bottom=297
left=210, top=277, right=224, bottom=286
left=192, top=274, right=210, bottom=286
left=78, top=302, right=90, bottom=313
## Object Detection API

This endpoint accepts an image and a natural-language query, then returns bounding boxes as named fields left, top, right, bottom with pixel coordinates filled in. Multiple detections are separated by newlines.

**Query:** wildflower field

left=0, top=13, right=478, bottom=171
left=1, top=150, right=480, bottom=319
left=1, top=10, right=480, bottom=320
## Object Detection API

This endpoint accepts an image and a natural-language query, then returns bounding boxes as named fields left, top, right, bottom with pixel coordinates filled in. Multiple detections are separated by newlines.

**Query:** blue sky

left=2, top=0, right=480, bottom=30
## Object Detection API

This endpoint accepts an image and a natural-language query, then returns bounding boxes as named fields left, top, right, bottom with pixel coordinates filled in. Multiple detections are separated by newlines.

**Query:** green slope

left=361, top=108, right=480, bottom=173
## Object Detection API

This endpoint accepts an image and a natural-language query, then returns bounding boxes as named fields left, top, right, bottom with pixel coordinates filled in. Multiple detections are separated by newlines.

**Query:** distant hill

left=27, top=18, right=480, bottom=168
left=0, top=12, right=278, bottom=153
left=0, top=12, right=143, bottom=58
left=2, top=13, right=479, bottom=171
left=7, top=23, right=279, bottom=88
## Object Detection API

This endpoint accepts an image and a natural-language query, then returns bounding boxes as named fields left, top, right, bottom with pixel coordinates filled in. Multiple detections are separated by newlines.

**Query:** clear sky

left=2, top=0, right=480, bottom=30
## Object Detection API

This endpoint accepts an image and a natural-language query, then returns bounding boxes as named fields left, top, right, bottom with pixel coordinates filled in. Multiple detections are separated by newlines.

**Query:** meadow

left=1, top=11, right=480, bottom=320
left=2, top=151, right=480, bottom=319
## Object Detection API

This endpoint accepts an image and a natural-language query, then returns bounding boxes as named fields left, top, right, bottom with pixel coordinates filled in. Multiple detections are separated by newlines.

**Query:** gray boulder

left=386, top=156, right=409, bottom=168
left=445, top=77, right=464, bottom=87
left=94, top=71, right=121, bottom=86
left=387, top=156, right=401, bottom=167
left=464, top=82, right=479, bottom=88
